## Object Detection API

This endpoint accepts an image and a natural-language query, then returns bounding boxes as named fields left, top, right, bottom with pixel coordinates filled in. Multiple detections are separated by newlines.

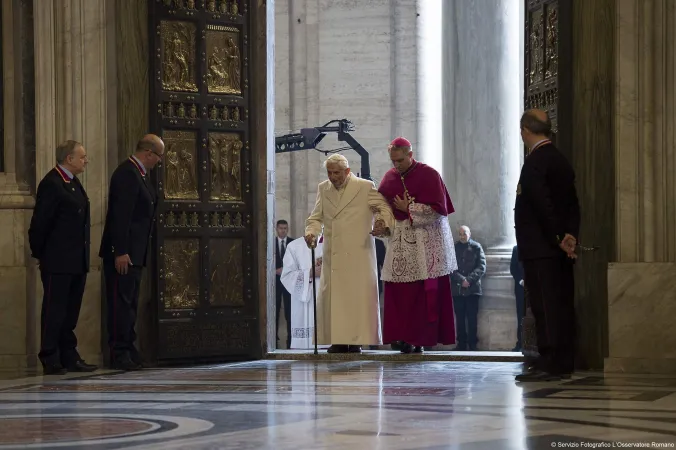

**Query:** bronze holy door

left=521, top=0, right=571, bottom=360
left=149, top=0, right=260, bottom=362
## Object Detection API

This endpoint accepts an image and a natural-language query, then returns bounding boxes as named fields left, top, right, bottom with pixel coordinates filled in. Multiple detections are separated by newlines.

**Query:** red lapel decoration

left=54, top=165, right=72, bottom=183
left=530, top=139, right=552, bottom=154
left=128, top=156, right=146, bottom=177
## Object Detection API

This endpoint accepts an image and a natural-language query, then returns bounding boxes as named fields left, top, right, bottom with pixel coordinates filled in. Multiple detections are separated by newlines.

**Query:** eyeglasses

left=149, top=150, right=164, bottom=159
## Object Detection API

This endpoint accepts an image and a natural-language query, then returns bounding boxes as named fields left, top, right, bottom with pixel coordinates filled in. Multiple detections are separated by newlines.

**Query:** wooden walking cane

left=310, top=239, right=318, bottom=355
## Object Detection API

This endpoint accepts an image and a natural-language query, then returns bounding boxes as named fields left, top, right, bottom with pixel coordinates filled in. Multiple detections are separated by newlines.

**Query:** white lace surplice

left=381, top=203, right=457, bottom=283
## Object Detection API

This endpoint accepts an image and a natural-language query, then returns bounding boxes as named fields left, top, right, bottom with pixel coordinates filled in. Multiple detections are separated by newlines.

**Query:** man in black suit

left=28, top=140, right=98, bottom=374
left=514, top=109, right=580, bottom=382
left=275, top=219, right=294, bottom=348
left=100, top=134, right=164, bottom=371
left=509, top=244, right=524, bottom=352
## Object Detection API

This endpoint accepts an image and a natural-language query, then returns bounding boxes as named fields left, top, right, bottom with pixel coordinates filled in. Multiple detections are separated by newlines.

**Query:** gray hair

left=323, top=154, right=349, bottom=170
left=55, top=140, right=83, bottom=164
left=459, top=225, right=471, bottom=234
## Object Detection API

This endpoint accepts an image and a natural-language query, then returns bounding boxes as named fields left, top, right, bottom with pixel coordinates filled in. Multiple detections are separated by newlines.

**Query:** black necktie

left=281, top=239, right=286, bottom=259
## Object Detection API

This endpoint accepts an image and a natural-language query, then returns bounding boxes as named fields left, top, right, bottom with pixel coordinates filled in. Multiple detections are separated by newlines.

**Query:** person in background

left=451, top=225, right=487, bottom=351
left=275, top=219, right=294, bottom=348
left=510, top=244, right=525, bottom=352
left=280, top=235, right=324, bottom=349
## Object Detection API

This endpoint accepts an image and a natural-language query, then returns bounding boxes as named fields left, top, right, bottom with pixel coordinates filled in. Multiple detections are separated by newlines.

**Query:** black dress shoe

left=327, top=345, right=349, bottom=353
left=347, top=345, right=362, bottom=353
left=110, top=359, right=142, bottom=371
left=413, top=346, right=423, bottom=353
left=66, top=360, right=98, bottom=372
left=43, top=364, right=67, bottom=375
left=515, top=370, right=561, bottom=382
left=400, top=342, right=413, bottom=354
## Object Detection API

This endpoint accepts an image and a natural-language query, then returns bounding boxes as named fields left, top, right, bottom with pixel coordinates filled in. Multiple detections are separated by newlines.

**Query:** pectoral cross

left=400, top=175, right=415, bottom=205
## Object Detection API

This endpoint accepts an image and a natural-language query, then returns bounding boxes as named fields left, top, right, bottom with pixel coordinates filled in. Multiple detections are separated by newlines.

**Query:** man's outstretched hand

left=305, top=234, right=316, bottom=249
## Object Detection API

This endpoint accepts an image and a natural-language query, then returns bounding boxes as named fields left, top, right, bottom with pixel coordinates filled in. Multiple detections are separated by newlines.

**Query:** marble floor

left=0, top=361, right=675, bottom=449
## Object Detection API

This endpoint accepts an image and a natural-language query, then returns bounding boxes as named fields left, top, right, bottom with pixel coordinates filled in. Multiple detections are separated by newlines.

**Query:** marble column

left=274, top=0, right=321, bottom=237
left=440, top=0, right=523, bottom=350
left=606, top=0, right=676, bottom=374
left=33, top=0, right=111, bottom=365
left=287, top=0, right=313, bottom=237
left=441, top=0, right=522, bottom=250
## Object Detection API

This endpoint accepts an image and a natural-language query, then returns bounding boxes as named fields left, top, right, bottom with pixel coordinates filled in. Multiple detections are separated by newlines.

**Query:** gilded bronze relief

left=163, top=130, right=199, bottom=200
left=205, top=25, right=242, bottom=94
left=163, top=0, right=197, bottom=11
left=209, top=239, right=244, bottom=306
left=160, top=21, right=198, bottom=92
left=208, top=133, right=243, bottom=201
left=528, top=9, right=544, bottom=85
left=526, top=88, right=558, bottom=113
left=165, top=211, right=201, bottom=228
left=207, top=105, right=242, bottom=122
left=208, top=211, right=245, bottom=228
left=163, top=102, right=199, bottom=119
left=163, top=239, right=200, bottom=309
left=545, top=5, right=558, bottom=79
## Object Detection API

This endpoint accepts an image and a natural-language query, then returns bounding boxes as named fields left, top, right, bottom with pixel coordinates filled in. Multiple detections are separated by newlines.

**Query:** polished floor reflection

left=0, top=361, right=675, bottom=449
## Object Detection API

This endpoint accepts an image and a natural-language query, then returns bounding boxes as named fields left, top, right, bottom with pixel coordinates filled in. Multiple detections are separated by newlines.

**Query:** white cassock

left=305, top=173, right=395, bottom=346
left=280, top=237, right=324, bottom=349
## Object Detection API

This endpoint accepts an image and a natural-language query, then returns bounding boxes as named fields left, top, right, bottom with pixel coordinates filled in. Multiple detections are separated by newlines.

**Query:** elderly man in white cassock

left=280, top=235, right=324, bottom=349
left=305, top=154, right=395, bottom=353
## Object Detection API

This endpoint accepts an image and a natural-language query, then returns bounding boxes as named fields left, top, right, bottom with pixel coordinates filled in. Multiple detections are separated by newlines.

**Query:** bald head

left=135, top=134, right=165, bottom=169
left=520, top=109, right=552, bottom=148
left=458, top=225, right=471, bottom=243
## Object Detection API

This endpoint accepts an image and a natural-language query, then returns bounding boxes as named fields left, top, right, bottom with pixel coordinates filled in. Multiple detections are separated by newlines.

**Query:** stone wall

left=274, top=0, right=419, bottom=237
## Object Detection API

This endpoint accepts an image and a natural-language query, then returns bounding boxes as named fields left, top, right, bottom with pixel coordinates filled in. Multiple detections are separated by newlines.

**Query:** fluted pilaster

left=615, top=0, right=676, bottom=263
left=607, top=0, right=676, bottom=373
left=33, top=0, right=111, bottom=364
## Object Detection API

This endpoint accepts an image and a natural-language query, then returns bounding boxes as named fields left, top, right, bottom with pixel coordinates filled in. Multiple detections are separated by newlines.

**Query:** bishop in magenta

left=378, top=137, right=458, bottom=353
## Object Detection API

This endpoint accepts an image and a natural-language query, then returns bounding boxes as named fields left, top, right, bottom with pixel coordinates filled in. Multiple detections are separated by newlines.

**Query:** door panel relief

left=150, top=0, right=258, bottom=361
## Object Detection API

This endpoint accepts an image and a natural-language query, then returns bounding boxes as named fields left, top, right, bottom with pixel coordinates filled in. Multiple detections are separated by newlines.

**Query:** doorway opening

left=266, top=0, right=558, bottom=362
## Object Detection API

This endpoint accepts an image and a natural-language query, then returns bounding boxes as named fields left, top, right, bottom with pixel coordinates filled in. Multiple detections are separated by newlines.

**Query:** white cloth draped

left=280, top=238, right=323, bottom=349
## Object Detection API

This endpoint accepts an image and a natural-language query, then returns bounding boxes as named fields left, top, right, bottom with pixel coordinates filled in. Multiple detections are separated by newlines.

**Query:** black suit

left=375, top=238, right=386, bottom=294
left=509, top=245, right=524, bottom=350
left=514, top=141, right=580, bottom=375
left=28, top=167, right=90, bottom=367
left=100, top=157, right=157, bottom=363
left=275, top=236, right=294, bottom=347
